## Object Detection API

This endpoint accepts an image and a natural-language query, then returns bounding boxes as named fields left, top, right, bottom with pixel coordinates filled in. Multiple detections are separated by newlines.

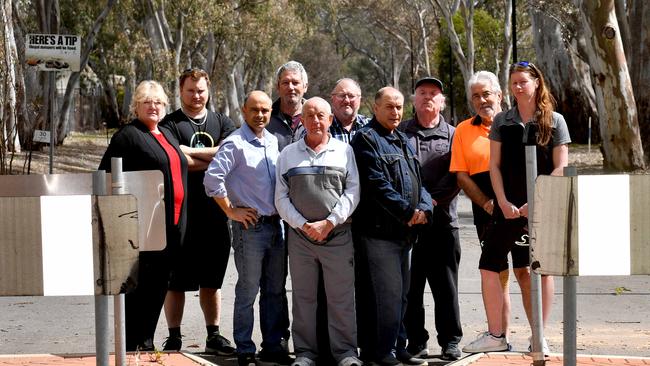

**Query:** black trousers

left=403, top=226, right=462, bottom=348
left=125, top=251, right=171, bottom=351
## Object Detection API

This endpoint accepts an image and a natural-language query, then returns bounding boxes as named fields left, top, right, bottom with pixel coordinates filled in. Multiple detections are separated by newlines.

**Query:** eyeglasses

left=332, top=93, right=360, bottom=101
left=471, top=91, right=496, bottom=101
left=142, top=100, right=164, bottom=107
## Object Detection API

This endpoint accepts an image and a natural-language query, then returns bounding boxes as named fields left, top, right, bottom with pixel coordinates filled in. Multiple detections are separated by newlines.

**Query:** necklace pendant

left=195, top=141, right=205, bottom=148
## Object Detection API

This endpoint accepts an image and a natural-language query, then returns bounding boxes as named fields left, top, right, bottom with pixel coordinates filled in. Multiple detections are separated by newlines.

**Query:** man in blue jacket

left=350, top=86, right=433, bottom=366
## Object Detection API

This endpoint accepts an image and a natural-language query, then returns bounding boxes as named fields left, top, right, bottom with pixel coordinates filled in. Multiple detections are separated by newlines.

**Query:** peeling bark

left=578, top=0, right=645, bottom=170
left=1, top=0, right=21, bottom=158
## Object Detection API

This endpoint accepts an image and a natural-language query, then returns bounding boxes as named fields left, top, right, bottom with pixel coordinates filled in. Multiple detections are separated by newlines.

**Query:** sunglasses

left=181, top=68, right=208, bottom=75
left=509, top=61, right=540, bottom=77
left=510, top=61, right=536, bottom=69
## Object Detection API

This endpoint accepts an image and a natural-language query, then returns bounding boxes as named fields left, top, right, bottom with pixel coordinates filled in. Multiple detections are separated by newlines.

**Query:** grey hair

left=331, top=78, right=361, bottom=94
left=276, top=60, right=308, bottom=86
left=467, top=71, right=501, bottom=94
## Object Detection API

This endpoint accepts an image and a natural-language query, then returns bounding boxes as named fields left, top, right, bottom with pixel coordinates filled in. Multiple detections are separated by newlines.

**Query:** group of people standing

left=99, top=59, right=570, bottom=366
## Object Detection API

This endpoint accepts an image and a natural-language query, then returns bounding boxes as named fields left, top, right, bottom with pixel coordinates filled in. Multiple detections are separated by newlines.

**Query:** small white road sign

left=33, top=129, right=51, bottom=144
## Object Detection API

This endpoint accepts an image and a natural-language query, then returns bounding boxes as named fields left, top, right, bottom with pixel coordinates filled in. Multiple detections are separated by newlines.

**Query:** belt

left=257, top=214, right=280, bottom=224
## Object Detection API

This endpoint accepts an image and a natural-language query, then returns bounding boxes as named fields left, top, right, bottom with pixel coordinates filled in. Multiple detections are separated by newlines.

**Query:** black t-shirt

left=161, top=109, right=236, bottom=224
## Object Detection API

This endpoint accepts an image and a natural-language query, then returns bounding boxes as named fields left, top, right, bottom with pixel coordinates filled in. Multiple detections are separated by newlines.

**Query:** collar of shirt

left=298, top=134, right=337, bottom=155
left=369, top=118, right=396, bottom=137
left=240, top=122, right=272, bottom=147
left=332, top=114, right=368, bottom=130
left=503, top=107, right=525, bottom=126
left=404, top=115, right=450, bottom=139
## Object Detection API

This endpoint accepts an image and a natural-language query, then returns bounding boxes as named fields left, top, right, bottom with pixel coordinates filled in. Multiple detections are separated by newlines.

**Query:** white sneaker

left=528, top=336, right=550, bottom=355
left=338, top=356, right=363, bottom=366
left=292, top=356, right=316, bottom=366
left=462, top=331, right=509, bottom=353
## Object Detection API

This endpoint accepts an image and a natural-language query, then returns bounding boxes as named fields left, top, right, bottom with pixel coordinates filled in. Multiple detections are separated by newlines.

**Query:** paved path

left=0, top=352, right=210, bottom=365
left=1, top=195, right=649, bottom=363
left=450, top=352, right=650, bottom=366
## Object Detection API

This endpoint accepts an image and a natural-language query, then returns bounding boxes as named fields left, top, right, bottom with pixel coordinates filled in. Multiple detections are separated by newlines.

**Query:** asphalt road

left=1, top=195, right=649, bottom=361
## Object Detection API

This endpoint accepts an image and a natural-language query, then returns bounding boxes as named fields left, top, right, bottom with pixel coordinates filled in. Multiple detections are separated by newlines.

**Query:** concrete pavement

left=1, top=194, right=648, bottom=363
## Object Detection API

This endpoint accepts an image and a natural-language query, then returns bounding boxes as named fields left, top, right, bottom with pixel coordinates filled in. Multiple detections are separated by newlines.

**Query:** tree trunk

left=141, top=0, right=168, bottom=52
left=578, top=0, right=645, bottom=170
left=121, top=61, right=136, bottom=124
left=205, top=32, right=217, bottom=113
left=530, top=6, right=597, bottom=144
left=34, top=0, right=59, bottom=139
left=93, top=56, right=120, bottom=127
left=431, top=0, right=474, bottom=99
left=56, top=0, right=116, bottom=143
left=615, top=0, right=631, bottom=59
left=498, top=0, right=513, bottom=109
left=628, top=0, right=650, bottom=161
left=226, top=64, right=242, bottom=127
left=10, top=1, right=29, bottom=147
left=172, top=11, right=184, bottom=110
left=2, top=0, right=21, bottom=157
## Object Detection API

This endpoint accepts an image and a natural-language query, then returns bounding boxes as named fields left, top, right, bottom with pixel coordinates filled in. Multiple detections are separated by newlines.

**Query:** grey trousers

left=288, top=224, right=358, bottom=362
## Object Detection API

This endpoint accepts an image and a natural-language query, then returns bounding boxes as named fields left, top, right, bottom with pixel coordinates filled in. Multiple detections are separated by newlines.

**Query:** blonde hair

left=129, top=80, right=169, bottom=118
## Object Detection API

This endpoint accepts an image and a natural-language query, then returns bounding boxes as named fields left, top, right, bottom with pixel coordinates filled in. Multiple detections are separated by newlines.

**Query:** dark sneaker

left=406, top=343, right=429, bottom=358
left=137, top=338, right=155, bottom=352
left=441, top=343, right=462, bottom=361
left=238, top=353, right=257, bottom=366
left=205, top=333, right=236, bottom=355
left=162, top=335, right=181, bottom=351
left=376, top=354, right=401, bottom=366
left=257, top=350, right=294, bottom=365
left=396, top=349, right=427, bottom=366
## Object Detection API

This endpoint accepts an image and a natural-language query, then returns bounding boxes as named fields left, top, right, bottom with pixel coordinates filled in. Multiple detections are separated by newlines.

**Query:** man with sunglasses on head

left=160, top=68, right=236, bottom=355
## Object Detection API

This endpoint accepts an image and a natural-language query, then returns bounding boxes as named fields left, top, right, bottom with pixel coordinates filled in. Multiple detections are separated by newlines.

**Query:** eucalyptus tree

left=577, top=0, right=645, bottom=170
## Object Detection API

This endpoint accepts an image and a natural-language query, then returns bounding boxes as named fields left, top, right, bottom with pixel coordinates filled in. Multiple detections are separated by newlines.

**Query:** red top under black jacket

left=99, top=118, right=188, bottom=251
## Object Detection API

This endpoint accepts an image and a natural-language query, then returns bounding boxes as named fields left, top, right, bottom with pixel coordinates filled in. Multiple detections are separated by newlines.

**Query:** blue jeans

left=231, top=218, right=286, bottom=354
left=358, top=235, right=412, bottom=361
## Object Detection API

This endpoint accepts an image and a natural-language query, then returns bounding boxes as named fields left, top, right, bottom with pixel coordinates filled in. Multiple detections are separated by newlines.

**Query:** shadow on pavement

left=191, top=353, right=454, bottom=366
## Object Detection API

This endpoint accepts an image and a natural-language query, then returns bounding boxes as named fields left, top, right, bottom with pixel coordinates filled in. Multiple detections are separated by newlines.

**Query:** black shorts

left=478, top=218, right=530, bottom=273
left=168, top=217, right=231, bottom=292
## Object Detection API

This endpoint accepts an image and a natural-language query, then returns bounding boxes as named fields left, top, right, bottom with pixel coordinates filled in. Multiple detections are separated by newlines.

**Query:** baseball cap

left=415, top=77, right=444, bottom=92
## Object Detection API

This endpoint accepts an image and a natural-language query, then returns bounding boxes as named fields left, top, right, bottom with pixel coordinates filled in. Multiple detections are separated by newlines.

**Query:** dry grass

left=5, top=131, right=110, bottom=174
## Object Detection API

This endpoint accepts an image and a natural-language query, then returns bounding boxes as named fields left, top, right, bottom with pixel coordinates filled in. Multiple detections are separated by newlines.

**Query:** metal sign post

left=49, top=72, right=55, bottom=174
left=562, top=166, right=578, bottom=366
left=93, top=170, right=110, bottom=366
left=524, top=123, right=545, bottom=366
left=111, top=158, right=126, bottom=366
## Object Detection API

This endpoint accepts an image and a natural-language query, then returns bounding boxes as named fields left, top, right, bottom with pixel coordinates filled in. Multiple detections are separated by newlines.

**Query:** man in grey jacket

left=399, top=77, right=463, bottom=361
left=275, top=97, right=361, bottom=366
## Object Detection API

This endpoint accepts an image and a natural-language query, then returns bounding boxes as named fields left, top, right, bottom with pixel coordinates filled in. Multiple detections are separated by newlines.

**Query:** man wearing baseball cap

left=398, top=77, right=463, bottom=361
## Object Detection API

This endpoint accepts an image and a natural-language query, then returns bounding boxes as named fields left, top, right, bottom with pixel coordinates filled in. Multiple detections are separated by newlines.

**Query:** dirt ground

left=5, top=130, right=605, bottom=175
